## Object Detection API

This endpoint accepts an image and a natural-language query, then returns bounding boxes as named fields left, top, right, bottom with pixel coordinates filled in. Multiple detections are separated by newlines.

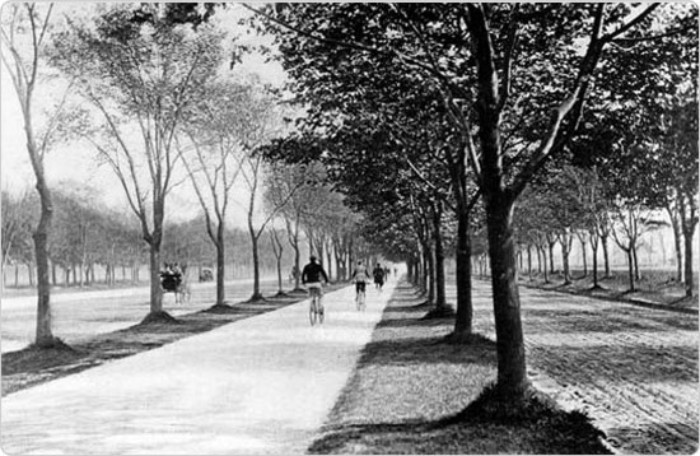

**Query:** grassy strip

left=2, top=284, right=345, bottom=396
left=309, top=282, right=610, bottom=454
left=515, top=271, right=698, bottom=314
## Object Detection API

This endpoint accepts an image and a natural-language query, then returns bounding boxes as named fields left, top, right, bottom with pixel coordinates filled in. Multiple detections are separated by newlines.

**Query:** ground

left=2, top=277, right=696, bottom=454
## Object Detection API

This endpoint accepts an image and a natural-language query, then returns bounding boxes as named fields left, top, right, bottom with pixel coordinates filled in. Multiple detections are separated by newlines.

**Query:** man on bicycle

left=373, top=263, right=385, bottom=290
left=302, top=256, right=329, bottom=313
left=352, top=260, right=371, bottom=303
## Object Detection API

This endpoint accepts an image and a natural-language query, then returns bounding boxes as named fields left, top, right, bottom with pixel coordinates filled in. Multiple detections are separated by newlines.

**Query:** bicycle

left=355, top=282, right=367, bottom=311
left=309, top=286, right=324, bottom=325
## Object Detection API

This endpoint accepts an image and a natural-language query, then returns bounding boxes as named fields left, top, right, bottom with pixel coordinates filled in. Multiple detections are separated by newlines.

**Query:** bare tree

left=177, top=80, right=259, bottom=308
left=53, top=4, right=223, bottom=320
left=0, top=3, right=74, bottom=347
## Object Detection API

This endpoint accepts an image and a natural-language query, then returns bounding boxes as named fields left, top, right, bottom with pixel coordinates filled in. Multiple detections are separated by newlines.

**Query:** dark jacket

left=302, top=262, right=329, bottom=284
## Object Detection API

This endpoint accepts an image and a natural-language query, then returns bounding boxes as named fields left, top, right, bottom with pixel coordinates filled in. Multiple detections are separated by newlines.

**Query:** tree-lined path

left=461, top=280, right=698, bottom=454
left=1, top=281, right=395, bottom=454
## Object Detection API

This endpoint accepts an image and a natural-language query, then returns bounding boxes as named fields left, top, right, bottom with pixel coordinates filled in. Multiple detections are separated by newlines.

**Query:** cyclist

left=352, top=260, right=371, bottom=308
left=373, top=263, right=385, bottom=290
left=301, top=256, right=329, bottom=316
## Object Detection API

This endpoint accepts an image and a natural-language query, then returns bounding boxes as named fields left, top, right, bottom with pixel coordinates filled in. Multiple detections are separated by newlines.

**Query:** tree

left=53, top=4, right=223, bottom=320
left=242, top=96, right=296, bottom=301
left=2, top=190, right=34, bottom=278
left=251, top=3, right=693, bottom=403
left=267, top=225, right=286, bottom=296
left=178, top=79, right=260, bottom=308
left=0, top=3, right=75, bottom=347
left=264, top=160, right=325, bottom=291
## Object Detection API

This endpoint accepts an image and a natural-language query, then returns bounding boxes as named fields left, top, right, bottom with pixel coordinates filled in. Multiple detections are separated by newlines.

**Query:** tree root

left=139, top=311, right=179, bottom=325
left=421, top=305, right=455, bottom=320
left=206, top=303, right=237, bottom=313
left=32, top=337, right=75, bottom=352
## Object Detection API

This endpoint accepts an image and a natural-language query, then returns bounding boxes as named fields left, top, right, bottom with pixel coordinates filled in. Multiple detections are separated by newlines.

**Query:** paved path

left=1, top=278, right=279, bottom=353
left=463, top=280, right=698, bottom=455
left=1, top=281, right=396, bottom=455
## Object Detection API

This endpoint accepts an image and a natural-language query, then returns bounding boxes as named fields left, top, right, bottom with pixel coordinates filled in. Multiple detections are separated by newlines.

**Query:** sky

left=0, top=2, right=287, bottom=228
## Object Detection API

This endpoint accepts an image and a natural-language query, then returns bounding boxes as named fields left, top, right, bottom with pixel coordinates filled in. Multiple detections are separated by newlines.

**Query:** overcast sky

left=1, top=3, right=287, bottom=228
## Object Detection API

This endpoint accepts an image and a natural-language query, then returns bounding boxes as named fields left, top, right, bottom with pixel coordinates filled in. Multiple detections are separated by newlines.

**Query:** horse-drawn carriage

left=160, top=264, right=191, bottom=304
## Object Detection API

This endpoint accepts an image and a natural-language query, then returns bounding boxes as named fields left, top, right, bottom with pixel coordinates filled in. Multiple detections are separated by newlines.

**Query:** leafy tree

left=178, top=79, right=263, bottom=307
left=242, top=97, right=295, bottom=301
left=250, top=3, right=688, bottom=403
left=0, top=3, right=75, bottom=347
left=53, top=4, right=224, bottom=320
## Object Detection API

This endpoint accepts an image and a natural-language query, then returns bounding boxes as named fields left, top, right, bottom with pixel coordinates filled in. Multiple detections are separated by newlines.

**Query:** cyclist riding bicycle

left=373, top=263, right=385, bottom=290
left=302, top=256, right=329, bottom=315
left=352, top=260, right=371, bottom=307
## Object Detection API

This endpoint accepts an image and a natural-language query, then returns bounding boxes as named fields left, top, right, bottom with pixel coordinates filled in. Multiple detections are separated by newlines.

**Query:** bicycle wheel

left=309, top=299, right=317, bottom=326
left=318, top=302, right=324, bottom=324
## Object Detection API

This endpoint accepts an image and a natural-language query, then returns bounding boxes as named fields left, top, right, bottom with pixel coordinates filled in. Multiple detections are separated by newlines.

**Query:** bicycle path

left=1, top=281, right=396, bottom=455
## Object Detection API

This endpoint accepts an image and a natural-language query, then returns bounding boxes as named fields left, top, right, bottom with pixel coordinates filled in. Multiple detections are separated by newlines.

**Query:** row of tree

left=1, top=187, right=298, bottom=288
left=250, top=3, right=698, bottom=410
left=1, top=2, right=371, bottom=349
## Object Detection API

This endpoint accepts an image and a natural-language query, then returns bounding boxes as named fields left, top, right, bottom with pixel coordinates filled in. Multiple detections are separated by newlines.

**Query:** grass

left=517, top=269, right=698, bottom=312
left=2, top=283, right=346, bottom=396
left=309, top=283, right=611, bottom=454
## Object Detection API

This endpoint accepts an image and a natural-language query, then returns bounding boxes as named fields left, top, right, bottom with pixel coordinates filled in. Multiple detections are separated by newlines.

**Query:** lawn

left=518, top=268, right=698, bottom=312
left=309, top=283, right=611, bottom=454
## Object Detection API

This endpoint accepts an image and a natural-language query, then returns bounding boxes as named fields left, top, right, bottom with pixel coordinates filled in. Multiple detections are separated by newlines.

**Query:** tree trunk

left=562, top=232, right=572, bottom=285
left=541, top=246, right=549, bottom=283
left=276, top=251, right=283, bottom=293
left=15, top=264, right=19, bottom=287
left=28, top=262, right=35, bottom=286
left=486, top=196, right=529, bottom=398
left=526, top=245, right=532, bottom=279
left=681, top=194, right=697, bottom=298
left=326, top=243, right=333, bottom=281
left=667, top=201, right=684, bottom=281
left=216, top=224, right=226, bottom=306
left=632, top=244, right=640, bottom=281
left=590, top=234, right=599, bottom=288
left=432, top=205, right=447, bottom=310
left=601, top=234, right=611, bottom=278
left=579, top=234, right=588, bottom=277
left=250, top=232, right=262, bottom=301
left=32, top=184, right=55, bottom=346
left=452, top=210, right=473, bottom=338
left=683, top=224, right=695, bottom=298
left=548, top=238, right=556, bottom=274
left=626, top=248, right=635, bottom=292
left=518, top=250, right=523, bottom=272
left=293, top=242, right=301, bottom=290
left=148, top=245, right=164, bottom=313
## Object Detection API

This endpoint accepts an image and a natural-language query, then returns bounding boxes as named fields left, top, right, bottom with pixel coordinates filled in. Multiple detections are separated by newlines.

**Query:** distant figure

left=290, top=264, right=300, bottom=284
left=373, top=263, right=385, bottom=290
left=352, top=260, right=371, bottom=306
